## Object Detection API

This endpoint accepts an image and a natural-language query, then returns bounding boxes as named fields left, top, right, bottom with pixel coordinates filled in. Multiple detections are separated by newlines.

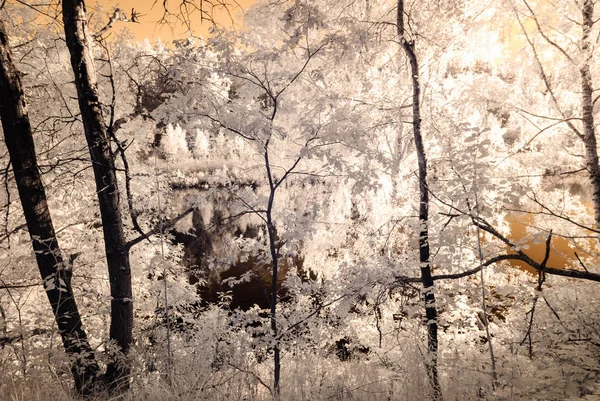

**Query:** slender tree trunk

left=580, top=0, right=600, bottom=234
left=267, top=213, right=281, bottom=399
left=0, top=18, right=100, bottom=394
left=265, top=145, right=281, bottom=399
left=61, top=0, right=133, bottom=390
left=397, top=2, right=442, bottom=399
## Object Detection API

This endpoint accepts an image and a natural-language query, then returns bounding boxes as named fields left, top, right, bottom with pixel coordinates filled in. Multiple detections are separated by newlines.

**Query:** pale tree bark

left=579, top=0, right=600, bottom=234
left=0, top=18, right=100, bottom=394
left=61, top=0, right=133, bottom=391
left=397, top=1, right=442, bottom=399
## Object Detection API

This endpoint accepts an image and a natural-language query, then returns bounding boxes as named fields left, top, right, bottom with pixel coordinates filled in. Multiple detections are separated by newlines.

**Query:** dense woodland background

left=1, top=0, right=600, bottom=400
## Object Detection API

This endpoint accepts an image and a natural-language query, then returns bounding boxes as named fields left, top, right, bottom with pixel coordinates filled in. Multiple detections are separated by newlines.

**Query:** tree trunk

left=0, top=18, right=100, bottom=394
left=580, top=0, right=600, bottom=234
left=267, top=214, right=281, bottom=398
left=265, top=145, right=281, bottom=399
left=61, top=0, right=133, bottom=390
left=397, top=1, right=442, bottom=399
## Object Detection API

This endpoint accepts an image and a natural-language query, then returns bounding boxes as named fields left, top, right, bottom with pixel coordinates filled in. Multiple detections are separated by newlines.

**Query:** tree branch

left=0, top=279, right=40, bottom=290
left=521, top=0, right=574, bottom=63
left=99, top=40, right=147, bottom=240
left=126, top=207, right=195, bottom=249
left=429, top=190, right=600, bottom=283
left=93, top=8, right=129, bottom=39
left=514, top=7, right=583, bottom=138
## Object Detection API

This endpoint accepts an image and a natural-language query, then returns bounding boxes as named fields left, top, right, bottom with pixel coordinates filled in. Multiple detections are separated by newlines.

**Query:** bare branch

left=98, top=39, right=147, bottom=241
left=574, top=251, right=590, bottom=273
left=93, top=8, right=129, bottom=39
left=153, top=0, right=242, bottom=33
left=521, top=0, right=574, bottom=63
left=275, top=40, right=329, bottom=99
left=514, top=8, right=583, bottom=138
left=273, top=133, right=319, bottom=192
left=126, top=207, right=195, bottom=249
left=199, top=112, right=256, bottom=141
left=0, top=279, right=40, bottom=290
left=429, top=190, right=600, bottom=283
left=523, top=193, right=598, bottom=233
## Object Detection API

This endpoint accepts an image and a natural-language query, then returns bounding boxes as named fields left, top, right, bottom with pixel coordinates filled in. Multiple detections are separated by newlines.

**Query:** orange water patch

left=506, top=212, right=597, bottom=273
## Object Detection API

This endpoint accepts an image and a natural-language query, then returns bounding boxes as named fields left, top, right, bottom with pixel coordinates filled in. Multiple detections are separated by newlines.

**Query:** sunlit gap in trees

left=92, top=0, right=255, bottom=42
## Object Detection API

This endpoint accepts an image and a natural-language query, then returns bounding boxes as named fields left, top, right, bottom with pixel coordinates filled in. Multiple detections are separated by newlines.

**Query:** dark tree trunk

left=0, top=18, right=100, bottom=394
left=265, top=144, right=281, bottom=399
left=397, top=1, right=442, bottom=399
left=61, top=0, right=133, bottom=391
left=267, top=219, right=281, bottom=398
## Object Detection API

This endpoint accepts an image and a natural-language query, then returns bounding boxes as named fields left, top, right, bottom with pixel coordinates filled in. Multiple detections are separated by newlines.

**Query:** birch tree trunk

left=579, top=0, right=600, bottom=234
left=0, top=18, right=100, bottom=394
left=397, top=1, right=442, bottom=399
left=61, top=0, right=133, bottom=390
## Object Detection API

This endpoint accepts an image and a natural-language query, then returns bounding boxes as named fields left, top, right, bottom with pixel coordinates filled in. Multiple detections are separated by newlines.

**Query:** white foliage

left=163, top=124, right=189, bottom=157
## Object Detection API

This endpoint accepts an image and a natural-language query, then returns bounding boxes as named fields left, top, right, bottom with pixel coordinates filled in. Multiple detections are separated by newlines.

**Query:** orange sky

left=93, top=0, right=254, bottom=42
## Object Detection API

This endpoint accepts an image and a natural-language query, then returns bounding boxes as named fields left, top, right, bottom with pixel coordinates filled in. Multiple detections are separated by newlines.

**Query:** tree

left=61, top=0, right=133, bottom=390
left=201, top=15, right=336, bottom=397
left=0, top=16, right=99, bottom=394
left=513, top=0, right=600, bottom=235
left=142, top=2, right=384, bottom=394
left=498, top=0, right=600, bottom=249
left=4, top=0, right=600, bottom=398
left=396, top=1, right=441, bottom=398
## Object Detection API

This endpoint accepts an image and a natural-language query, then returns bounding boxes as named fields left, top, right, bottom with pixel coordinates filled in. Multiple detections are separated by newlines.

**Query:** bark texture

left=397, top=1, right=442, bottom=399
left=0, top=18, right=99, bottom=394
left=580, top=0, right=600, bottom=234
left=61, top=0, right=133, bottom=390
